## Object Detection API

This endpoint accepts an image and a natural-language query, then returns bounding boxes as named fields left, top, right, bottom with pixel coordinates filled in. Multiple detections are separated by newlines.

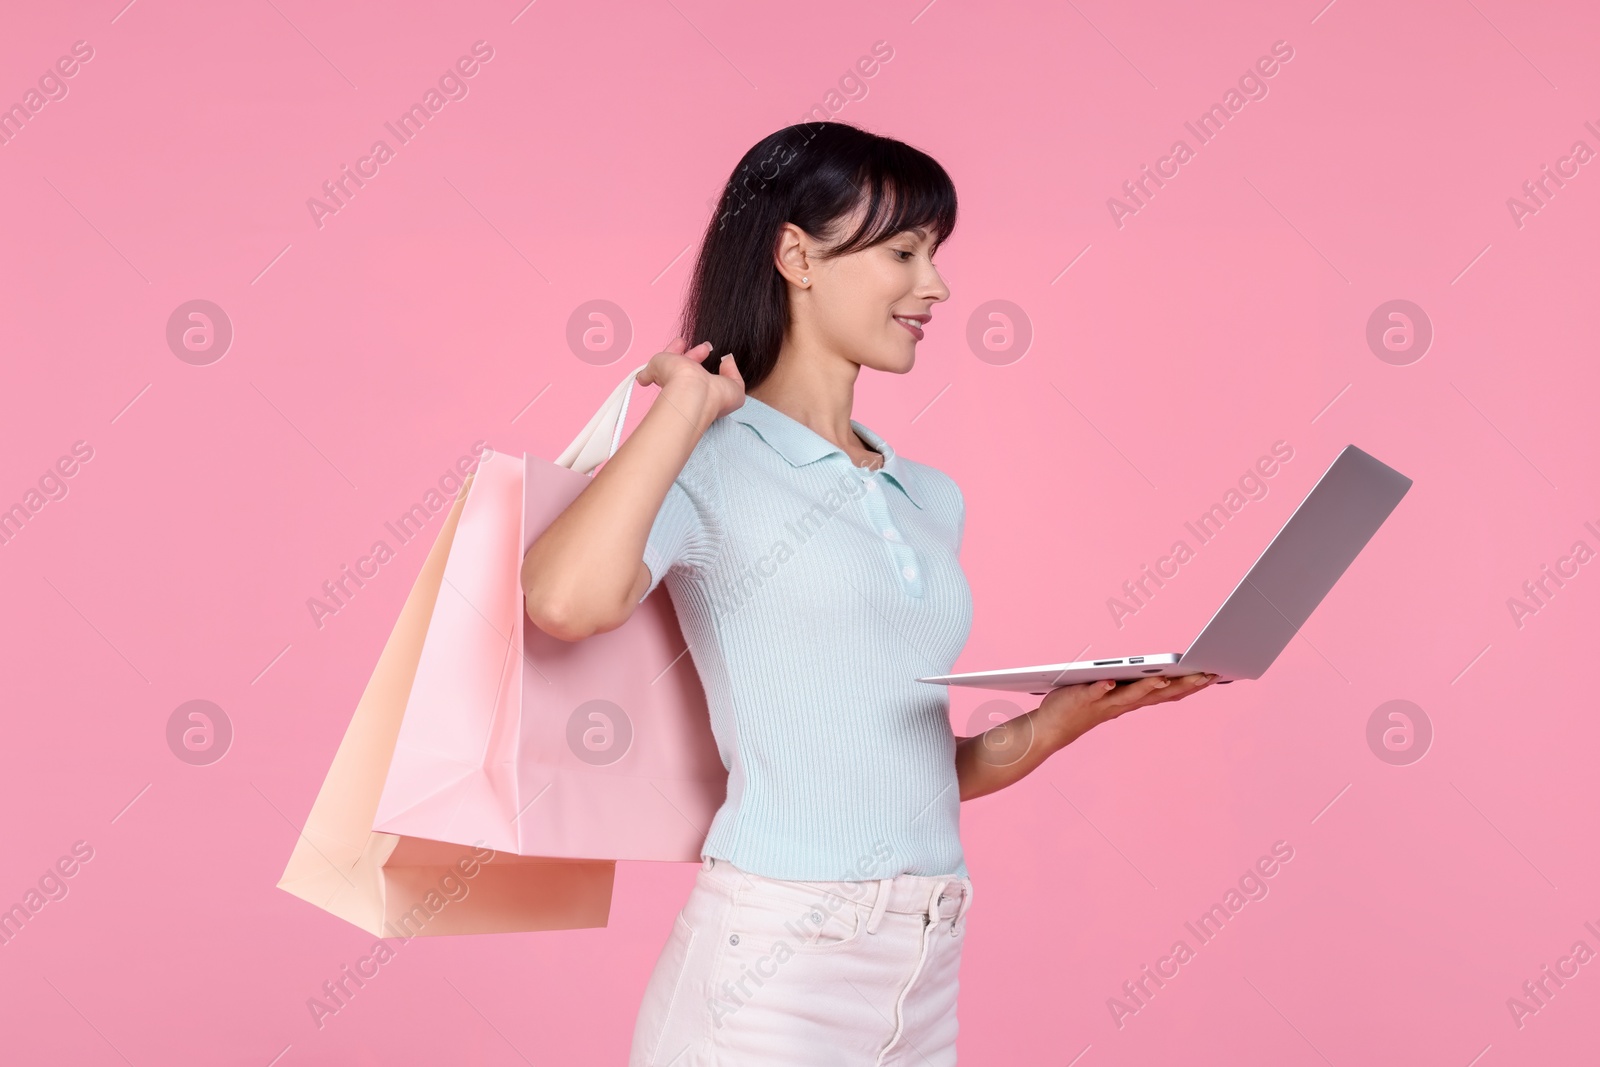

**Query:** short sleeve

left=639, top=442, right=723, bottom=601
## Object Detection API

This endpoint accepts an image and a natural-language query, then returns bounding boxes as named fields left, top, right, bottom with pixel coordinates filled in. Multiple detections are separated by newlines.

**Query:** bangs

left=821, top=145, right=958, bottom=258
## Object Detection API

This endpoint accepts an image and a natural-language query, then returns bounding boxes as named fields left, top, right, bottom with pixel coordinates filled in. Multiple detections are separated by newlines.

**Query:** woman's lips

left=894, top=316, right=925, bottom=341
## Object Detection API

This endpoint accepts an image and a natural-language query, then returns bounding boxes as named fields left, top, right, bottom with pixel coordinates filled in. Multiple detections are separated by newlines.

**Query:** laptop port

left=1092, top=659, right=1122, bottom=666
left=1128, top=657, right=1145, bottom=664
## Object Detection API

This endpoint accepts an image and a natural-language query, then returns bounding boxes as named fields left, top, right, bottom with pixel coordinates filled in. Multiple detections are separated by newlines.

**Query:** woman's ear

left=774, top=222, right=812, bottom=287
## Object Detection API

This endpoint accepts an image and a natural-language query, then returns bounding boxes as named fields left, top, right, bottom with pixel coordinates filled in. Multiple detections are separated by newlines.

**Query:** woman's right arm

left=520, top=338, right=744, bottom=641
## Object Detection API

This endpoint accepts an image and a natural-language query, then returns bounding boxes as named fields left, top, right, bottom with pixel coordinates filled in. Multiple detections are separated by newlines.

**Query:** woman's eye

left=893, top=249, right=914, bottom=261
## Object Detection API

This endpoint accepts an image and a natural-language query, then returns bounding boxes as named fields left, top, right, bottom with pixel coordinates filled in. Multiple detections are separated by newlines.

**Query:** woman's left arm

left=955, top=673, right=1219, bottom=801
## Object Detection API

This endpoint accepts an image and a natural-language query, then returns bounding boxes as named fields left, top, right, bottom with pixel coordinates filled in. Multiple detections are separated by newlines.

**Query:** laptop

left=917, top=444, right=1413, bottom=694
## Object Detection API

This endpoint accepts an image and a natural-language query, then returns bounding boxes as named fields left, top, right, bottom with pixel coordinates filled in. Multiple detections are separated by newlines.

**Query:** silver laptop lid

left=1178, top=445, right=1412, bottom=680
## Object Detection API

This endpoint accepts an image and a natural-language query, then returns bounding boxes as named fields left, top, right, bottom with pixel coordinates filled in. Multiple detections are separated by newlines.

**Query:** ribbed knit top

left=640, top=394, right=973, bottom=881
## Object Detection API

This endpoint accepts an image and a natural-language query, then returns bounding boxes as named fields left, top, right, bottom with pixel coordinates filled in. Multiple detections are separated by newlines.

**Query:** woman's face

left=785, top=210, right=951, bottom=376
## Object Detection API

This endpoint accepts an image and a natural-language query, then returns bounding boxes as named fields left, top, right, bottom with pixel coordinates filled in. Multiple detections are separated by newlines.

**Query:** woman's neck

left=747, top=345, right=871, bottom=459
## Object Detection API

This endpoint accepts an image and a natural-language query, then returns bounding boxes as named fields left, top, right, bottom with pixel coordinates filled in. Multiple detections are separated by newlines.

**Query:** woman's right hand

left=525, top=336, right=742, bottom=640
left=636, top=337, right=746, bottom=430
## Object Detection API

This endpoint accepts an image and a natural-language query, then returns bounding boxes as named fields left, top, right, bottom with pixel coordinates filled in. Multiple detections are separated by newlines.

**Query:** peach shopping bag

left=276, top=472, right=614, bottom=936
left=371, top=364, right=728, bottom=861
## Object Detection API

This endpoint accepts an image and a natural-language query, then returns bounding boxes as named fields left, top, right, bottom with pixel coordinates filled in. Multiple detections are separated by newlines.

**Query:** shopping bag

left=276, top=477, right=615, bottom=936
left=371, top=364, right=727, bottom=861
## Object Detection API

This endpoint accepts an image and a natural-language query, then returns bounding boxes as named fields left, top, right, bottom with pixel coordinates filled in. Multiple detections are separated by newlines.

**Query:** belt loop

left=865, top=877, right=893, bottom=935
left=702, top=855, right=714, bottom=871
left=926, top=880, right=950, bottom=927
left=952, top=879, right=974, bottom=936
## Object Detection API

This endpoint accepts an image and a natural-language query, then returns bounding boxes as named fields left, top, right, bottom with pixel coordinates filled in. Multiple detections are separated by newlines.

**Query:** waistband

left=701, top=856, right=974, bottom=935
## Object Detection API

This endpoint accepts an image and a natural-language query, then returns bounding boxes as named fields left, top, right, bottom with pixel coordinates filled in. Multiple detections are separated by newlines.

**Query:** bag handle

left=554, top=362, right=651, bottom=474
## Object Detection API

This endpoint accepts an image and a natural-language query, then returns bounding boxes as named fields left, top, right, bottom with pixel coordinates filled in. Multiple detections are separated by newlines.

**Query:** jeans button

left=729, top=933, right=739, bottom=946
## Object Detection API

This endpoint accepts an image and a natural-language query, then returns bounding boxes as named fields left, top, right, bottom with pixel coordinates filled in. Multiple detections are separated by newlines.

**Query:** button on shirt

left=640, top=395, right=974, bottom=881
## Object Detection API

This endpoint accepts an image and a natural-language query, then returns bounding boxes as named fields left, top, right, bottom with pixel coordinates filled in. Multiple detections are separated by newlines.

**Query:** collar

left=731, top=395, right=924, bottom=509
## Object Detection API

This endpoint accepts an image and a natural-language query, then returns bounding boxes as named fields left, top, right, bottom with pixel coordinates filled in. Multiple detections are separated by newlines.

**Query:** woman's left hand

left=955, top=672, right=1221, bottom=802
left=1037, top=672, right=1219, bottom=747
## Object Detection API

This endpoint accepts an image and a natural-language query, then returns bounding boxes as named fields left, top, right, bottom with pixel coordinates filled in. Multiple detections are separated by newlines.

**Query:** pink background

left=2, top=0, right=1596, bottom=1063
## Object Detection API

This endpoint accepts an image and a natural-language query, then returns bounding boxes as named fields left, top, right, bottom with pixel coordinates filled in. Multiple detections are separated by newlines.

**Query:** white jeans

left=629, top=857, right=974, bottom=1066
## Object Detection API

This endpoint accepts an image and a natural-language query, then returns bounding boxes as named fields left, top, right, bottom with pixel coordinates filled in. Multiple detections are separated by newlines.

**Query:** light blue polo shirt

left=641, top=394, right=974, bottom=881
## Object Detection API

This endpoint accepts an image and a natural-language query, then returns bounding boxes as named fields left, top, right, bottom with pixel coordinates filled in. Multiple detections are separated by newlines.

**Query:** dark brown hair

left=679, top=122, right=958, bottom=390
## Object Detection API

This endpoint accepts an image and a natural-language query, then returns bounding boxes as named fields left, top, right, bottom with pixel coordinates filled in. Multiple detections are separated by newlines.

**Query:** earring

left=801, top=277, right=808, bottom=284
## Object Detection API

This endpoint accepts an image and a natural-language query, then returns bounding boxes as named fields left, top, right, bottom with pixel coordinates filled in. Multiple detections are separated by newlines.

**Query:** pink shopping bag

left=371, top=364, right=727, bottom=861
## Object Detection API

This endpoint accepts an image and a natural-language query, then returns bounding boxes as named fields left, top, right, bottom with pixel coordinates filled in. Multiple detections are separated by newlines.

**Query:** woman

left=521, top=121, right=1217, bottom=1066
